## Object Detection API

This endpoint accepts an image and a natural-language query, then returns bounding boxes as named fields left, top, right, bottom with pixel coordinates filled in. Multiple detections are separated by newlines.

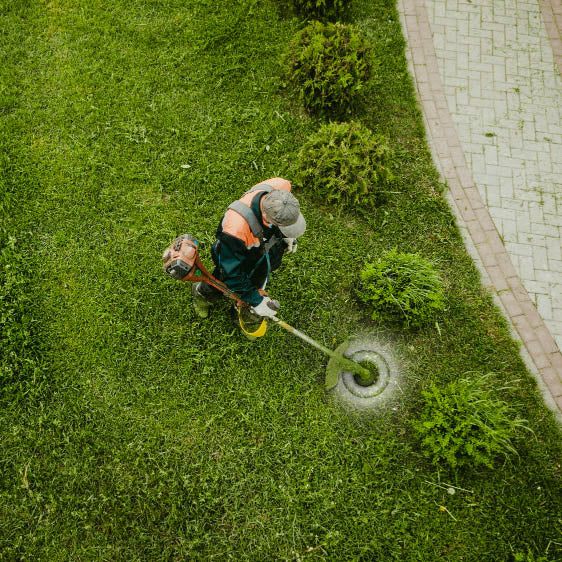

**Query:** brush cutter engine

left=162, top=234, right=200, bottom=280
left=162, top=234, right=247, bottom=309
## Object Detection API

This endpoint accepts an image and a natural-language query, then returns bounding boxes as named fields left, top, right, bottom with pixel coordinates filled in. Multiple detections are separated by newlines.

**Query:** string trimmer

left=162, top=234, right=376, bottom=389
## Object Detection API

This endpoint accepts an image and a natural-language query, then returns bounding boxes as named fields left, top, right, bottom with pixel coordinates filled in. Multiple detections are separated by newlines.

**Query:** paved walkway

left=397, top=0, right=562, bottom=418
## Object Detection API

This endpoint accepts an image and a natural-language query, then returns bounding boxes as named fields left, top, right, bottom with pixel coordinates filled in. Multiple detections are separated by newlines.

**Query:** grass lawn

left=1, top=0, right=562, bottom=560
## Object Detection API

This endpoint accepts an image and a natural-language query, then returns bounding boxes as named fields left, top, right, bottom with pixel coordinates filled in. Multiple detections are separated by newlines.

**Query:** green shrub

left=356, top=249, right=445, bottom=328
left=293, top=121, right=394, bottom=210
left=282, top=21, right=373, bottom=115
left=413, top=374, right=532, bottom=469
left=289, top=0, right=351, bottom=21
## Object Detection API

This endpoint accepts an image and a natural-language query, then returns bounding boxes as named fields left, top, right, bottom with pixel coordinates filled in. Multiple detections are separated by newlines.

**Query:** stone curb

left=397, top=0, right=562, bottom=419
left=539, top=0, right=562, bottom=77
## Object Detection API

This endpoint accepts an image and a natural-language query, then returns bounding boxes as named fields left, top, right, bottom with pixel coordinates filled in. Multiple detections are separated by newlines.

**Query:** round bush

left=289, top=0, right=351, bottom=21
left=356, top=249, right=445, bottom=328
left=293, top=121, right=394, bottom=210
left=282, top=21, right=373, bottom=115
left=412, top=374, right=531, bottom=469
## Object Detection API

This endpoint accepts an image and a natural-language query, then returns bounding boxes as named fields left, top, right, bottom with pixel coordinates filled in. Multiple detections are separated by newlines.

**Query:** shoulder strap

left=228, top=200, right=264, bottom=240
left=246, top=183, right=274, bottom=194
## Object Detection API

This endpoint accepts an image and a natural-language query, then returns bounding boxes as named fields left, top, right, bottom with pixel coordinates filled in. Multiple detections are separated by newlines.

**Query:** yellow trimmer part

left=237, top=307, right=267, bottom=338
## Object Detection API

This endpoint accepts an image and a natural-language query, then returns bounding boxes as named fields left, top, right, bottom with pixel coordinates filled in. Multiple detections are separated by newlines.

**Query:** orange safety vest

left=221, top=177, right=291, bottom=249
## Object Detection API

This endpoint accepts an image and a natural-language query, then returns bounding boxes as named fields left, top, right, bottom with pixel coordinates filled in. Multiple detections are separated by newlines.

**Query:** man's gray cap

left=262, top=190, right=306, bottom=238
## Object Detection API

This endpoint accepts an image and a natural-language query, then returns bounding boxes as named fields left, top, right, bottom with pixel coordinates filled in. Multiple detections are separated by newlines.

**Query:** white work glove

left=252, top=296, right=280, bottom=318
left=284, top=237, right=298, bottom=254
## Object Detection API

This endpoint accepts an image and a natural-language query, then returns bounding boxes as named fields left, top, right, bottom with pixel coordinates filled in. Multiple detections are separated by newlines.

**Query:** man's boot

left=192, top=282, right=211, bottom=319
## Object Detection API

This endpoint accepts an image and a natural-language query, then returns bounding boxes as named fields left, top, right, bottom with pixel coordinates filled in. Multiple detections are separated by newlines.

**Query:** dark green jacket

left=212, top=191, right=287, bottom=306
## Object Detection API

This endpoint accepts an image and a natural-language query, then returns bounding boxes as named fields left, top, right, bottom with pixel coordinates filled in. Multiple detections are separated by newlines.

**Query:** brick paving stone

left=551, top=352, right=562, bottom=369
left=487, top=265, right=510, bottom=291
left=537, top=294, right=553, bottom=319
left=451, top=146, right=467, bottom=167
left=496, top=251, right=519, bottom=278
left=440, top=157, right=456, bottom=177
left=465, top=187, right=485, bottom=209
left=459, top=203, right=478, bottom=223
left=505, top=241, right=534, bottom=257
left=526, top=340, right=552, bottom=368
left=542, top=367, right=562, bottom=396
left=507, top=275, right=531, bottom=298
left=477, top=243, right=499, bottom=267
left=447, top=177, right=465, bottom=198
left=535, top=325, right=560, bottom=353
left=513, top=313, right=538, bottom=341
left=475, top=208, right=497, bottom=231
left=457, top=166, right=475, bottom=188
left=488, top=232, right=507, bottom=255
left=500, top=290, right=524, bottom=317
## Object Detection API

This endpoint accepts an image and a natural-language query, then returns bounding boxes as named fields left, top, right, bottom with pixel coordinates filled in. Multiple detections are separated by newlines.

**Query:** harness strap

left=227, top=186, right=279, bottom=246
left=227, top=187, right=280, bottom=286
left=228, top=200, right=264, bottom=241
left=246, top=184, right=274, bottom=194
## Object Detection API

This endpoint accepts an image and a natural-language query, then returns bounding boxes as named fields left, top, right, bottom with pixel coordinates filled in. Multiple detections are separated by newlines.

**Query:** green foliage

left=282, top=21, right=373, bottom=115
left=413, top=374, right=532, bottom=469
left=357, top=249, right=445, bottom=328
left=289, top=0, right=351, bottom=21
left=293, top=120, right=394, bottom=210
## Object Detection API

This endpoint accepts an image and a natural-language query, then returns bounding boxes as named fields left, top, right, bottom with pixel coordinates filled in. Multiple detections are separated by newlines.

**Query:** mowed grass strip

left=1, top=0, right=561, bottom=560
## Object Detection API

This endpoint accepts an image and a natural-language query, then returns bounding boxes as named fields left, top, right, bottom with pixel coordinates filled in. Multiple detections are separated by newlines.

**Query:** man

left=192, top=177, right=306, bottom=336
